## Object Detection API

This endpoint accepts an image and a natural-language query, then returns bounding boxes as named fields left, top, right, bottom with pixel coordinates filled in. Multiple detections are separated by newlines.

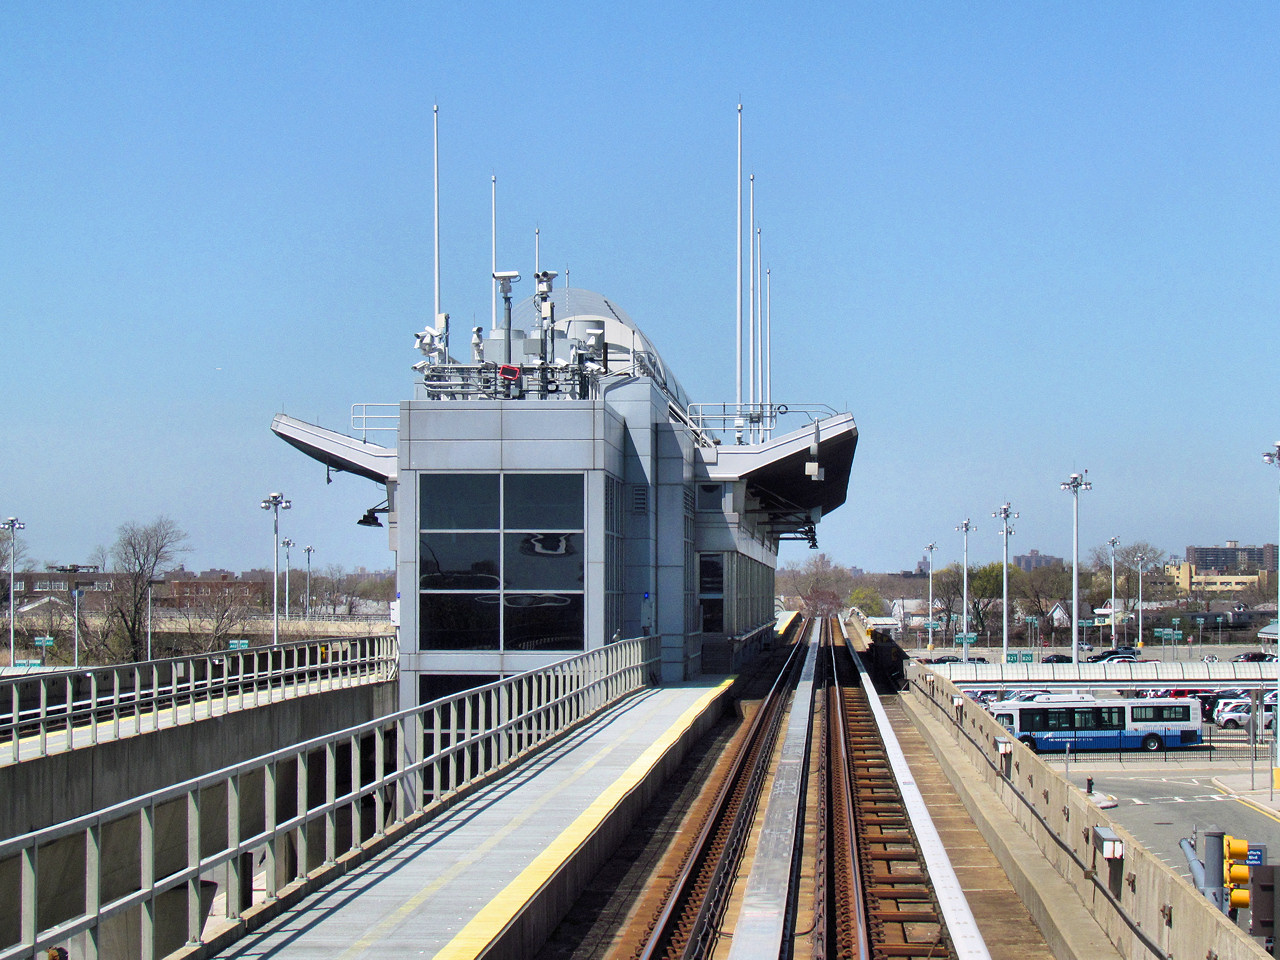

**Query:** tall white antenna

left=490, top=175, right=497, bottom=330
left=766, top=266, right=772, bottom=439
left=535, top=226, right=540, bottom=275
left=748, top=173, right=755, bottom=423
left=735, top=104, right=742, bottom=437
left=756, top=225, right=763, bottom=436
left=433, top=105, right=444, bottom=357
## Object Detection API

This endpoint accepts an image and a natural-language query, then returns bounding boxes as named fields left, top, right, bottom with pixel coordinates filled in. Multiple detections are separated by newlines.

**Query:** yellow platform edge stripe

left=435, top=678, right=735, bottom=959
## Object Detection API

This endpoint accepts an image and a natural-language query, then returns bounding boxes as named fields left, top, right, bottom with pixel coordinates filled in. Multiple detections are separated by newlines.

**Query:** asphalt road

left=1063, top=762, right=1280, bottom=884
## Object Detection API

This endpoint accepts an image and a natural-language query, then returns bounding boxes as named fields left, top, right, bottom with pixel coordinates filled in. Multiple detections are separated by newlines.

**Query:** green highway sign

left=228, top=639, right=250, bottom=650
left=955, top=632, right=978, bottom=645
left=13, top=660, right=41, bottom=668
left=1006, top=652, right=1019, bottom=663
left=34, top=636, right=55, bottom=648
left=1022, top=652, right=1034, bottom=663
left=1173, top=630, right=1184, bottom=642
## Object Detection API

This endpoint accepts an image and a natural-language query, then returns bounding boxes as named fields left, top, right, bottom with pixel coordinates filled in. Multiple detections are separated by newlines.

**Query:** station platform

left=210, top=678, right=734, bottom=960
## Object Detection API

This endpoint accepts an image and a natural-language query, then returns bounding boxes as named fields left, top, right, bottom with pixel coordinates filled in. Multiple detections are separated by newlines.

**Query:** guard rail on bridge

left=0, top=635, right=660, bottom=960
left=1, top=635, right=399, bottom=765
left=926, top=659, right=1280, bottom=691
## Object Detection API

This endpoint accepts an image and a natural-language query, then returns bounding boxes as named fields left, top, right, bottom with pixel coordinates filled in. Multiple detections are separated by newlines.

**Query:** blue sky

left=2, top=3, right=1279, bottom=577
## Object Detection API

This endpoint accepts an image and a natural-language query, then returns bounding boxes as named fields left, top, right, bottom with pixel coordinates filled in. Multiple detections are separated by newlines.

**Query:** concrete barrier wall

left=906, top=666, right=1268, bottom=960
left=0, top=681, right=398, bottom=838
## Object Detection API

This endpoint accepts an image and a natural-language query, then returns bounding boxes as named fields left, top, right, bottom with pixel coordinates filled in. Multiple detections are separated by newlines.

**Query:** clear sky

left=3, top=3, right=1279, bottom=577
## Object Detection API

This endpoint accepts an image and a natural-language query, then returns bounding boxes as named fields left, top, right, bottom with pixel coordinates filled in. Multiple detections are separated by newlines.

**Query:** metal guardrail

left=0, top=635, right=660, bottom=960
left=0, top=635, right=399, bottom=764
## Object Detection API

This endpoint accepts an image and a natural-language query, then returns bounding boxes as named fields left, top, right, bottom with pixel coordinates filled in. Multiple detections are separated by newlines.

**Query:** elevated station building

left=272, top=281, right=856, bottom=708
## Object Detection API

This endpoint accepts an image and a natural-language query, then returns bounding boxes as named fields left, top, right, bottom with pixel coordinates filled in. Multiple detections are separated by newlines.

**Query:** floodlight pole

left=1135, top=553, right=1147, bottom=651
left=993, top=503, right=1018, bottom=664
left=305, top=545, right=314, bottom=619
left=5, top=517, right=24, bottom=667
left=260, top=493, right=291, bottom=645
left=1108, top=536, right=1120, bottom=648
left=282, top=538, right=294, bottom=620
left=1262, top=442, right=1280, bottom=776
left=1060, top=472, right=1091, bottom=664
left=956, top=520, right=974, bottom=659
left=926, top=542, right=937, bottom=651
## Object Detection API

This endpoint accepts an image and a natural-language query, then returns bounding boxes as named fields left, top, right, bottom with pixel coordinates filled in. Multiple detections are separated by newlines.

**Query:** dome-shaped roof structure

left=510, top=288, right=691, bottom=408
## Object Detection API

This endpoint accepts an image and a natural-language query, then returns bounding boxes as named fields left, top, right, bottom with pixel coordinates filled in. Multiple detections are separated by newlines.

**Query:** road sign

left=1006, top=652, right=1019, bottom=664
left=1173, top=630, right=1184, bottom=642
left=924, top=621, right=942, bottom=629
left=954, top=632, right=978, bottom=645
left=1021, top=652, right=1033, bottom=663
left=1172, top=618, right=1181, bottom=626
left=1249, top=845, right=1268, bottom=867
left=13, top=660, right=41, bottom=668
left=33, top=636, right=54, bottom=648
left=228, top=639, right=250, bottom=650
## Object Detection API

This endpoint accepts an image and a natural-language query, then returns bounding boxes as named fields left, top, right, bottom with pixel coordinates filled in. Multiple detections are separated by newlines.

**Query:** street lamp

left=956, top=519, right=974, bottom=661
left=1060, top=472, right=1092, bottom=664
left=304, top=545, right=315, bottom=619
left=282, top=538, right=295, bottom=620
left=1135, top=552, right=1148, bottom=651
left=260, top=493, right=291, bottom=645
left=5, top=517, right=24, bottom=667
left=992, top=503, right=1018, bottom=664
left=53, top=565, right=98, bottom=668
left=1108, top=537, right=1120, bottom=649
left=1262, top=442, right=1280, bottom=775
left=146, top=578, right=164, bottom=661
left=926, top=542, right=937, bottom=652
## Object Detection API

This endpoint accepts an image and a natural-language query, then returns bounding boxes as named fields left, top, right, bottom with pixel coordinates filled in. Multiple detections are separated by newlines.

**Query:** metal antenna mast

left=491, top=175, right=497, bottom=330
left=735, top=104, right=743, bottom=442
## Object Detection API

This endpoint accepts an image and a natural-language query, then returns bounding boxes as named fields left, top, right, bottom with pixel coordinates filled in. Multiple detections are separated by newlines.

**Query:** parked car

left=1214, top=691, right=1276, bottom=726
left=1232, top=652, right=1277, bottom=663
left=1218, top=703, right=1275, bottom=730
left=1085, top=647, right=1140, bottom=663
left=1042, top=654, right=1074, bottom=664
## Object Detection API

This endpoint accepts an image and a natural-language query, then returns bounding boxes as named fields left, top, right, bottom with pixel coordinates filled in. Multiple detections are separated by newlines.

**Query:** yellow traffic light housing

left=1225, top=835, right=1251, bottom=909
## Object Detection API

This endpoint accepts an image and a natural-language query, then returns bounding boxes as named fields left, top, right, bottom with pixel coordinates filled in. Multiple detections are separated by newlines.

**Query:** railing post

left=398, top=711, right=422, bottom=822
left=20, top=840, right=36, bottom=952
left=85, top=820, right=101, bottom=959
left=349, top=733, right=362, bottom=855
left=226, top=774, right=243, bottom=919
left=295, top=751, right=308, bottom=881
left=325, top=741, right=337, bottom=865
left=10, top=683, right=20, bottom=763
left=140, top=803, right=155, bottom=960
left=187, top=787, right=202, bottom=944
left=264, top=762, right=278, bottom=899
left=373, top=725, right=386, bottom=837
left=38, top=679, right=48, bottom=756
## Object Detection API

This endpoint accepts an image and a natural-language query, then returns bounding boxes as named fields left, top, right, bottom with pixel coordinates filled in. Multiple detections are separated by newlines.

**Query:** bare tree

left=173, top=590, right=254, bottom=654
left=1014, top=564, right=1071, bottom=645
left=107, top=517, right=190, bottom=662
left=931, top=564, right=963, bottom=641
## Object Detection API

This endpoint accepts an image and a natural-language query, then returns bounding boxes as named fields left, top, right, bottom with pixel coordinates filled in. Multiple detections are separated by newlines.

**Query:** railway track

left=615, top=617, right=977, bottom=960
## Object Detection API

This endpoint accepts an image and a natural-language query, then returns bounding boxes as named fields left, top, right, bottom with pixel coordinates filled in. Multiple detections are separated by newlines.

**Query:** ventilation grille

left=630, top=485, right=649, bottom=516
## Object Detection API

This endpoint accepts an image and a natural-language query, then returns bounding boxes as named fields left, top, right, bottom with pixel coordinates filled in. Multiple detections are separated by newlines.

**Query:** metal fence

left=1, top=635, right=399, bottom=765
left=0, top=634, right=660, bottom=960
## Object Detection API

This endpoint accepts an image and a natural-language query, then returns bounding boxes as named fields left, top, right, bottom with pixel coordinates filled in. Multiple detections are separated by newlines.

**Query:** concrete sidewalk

left=1213, top=770, right=1280, bottom=817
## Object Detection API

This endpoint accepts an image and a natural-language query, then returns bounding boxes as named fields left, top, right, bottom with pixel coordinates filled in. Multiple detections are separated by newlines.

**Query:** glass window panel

left=419, top=593, right=500, bottom=650
left=696, top=483, right=722, bottom=511
left=504, top=473, right=583, bottom=530
left=419, top=533, right=501, bottom=590
left=699, top=554, right=724, bottom=594
left=503, top=533, right=584, bottom=590
left=701, top=598, right=724, bottom=633
left=503, top=593, right=584, bottom=652
left=421, top=473, right=500, bottom=530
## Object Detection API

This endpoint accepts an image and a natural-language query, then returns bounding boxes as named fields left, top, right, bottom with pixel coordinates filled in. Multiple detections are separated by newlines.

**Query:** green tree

left=848, top=585, right=886, bottom=618
left=967, top=562, right=1005, bottom=634
left=1014, top=563, right=1071, bottom=645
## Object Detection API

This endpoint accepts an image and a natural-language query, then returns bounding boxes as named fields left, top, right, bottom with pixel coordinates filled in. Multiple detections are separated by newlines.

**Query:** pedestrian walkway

left=211, top=678, right=732, bottom=960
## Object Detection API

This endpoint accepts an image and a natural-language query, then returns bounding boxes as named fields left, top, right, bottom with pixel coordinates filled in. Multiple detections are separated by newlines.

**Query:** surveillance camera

left=493, top=270, right=520, bottom=281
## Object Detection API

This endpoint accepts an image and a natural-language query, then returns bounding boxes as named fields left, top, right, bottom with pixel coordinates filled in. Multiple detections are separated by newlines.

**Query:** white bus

left=991, top=696, right=1202, bottom=752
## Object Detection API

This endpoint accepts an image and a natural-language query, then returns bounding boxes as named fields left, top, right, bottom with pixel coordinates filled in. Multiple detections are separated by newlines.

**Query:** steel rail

left=828, top=628, right=872, bottom=960
left=638, top=621, right=809, bottom=960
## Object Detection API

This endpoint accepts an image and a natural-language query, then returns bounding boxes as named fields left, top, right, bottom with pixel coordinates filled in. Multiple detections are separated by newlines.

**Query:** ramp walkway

left=210, top=679, right=731, bottom=960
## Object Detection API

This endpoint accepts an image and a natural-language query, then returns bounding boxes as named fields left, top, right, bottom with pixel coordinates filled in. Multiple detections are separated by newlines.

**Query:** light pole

left=956, top=519, right=974, bottom=660
left=1262, top=442, right=1280, bottom=775
left=53, top=565, right=98, bottom=668
left=146, top=577, right=164, bottom=661
left=5, top=517, right=24, bottom=667
left=282, top=538, right=295, bottom=620
left=1108, top=537, right=1120, bottom=649
left=304, top=545, right=314, bottom=619
left=926, top=542, right=937, bottom=651
left=992, top=503, right=1018, bottom=664
left=1135, top=552, right=1147, bottom=651
left=260, top=493, right=291, bottom=645
left=1060, top=472, right=1092, bottom=664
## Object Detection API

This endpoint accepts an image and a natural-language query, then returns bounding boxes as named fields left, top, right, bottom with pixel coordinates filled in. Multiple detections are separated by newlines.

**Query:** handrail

left=0, top=635, right=400, bottom=765
left=0, top=635, right=660, bottom=960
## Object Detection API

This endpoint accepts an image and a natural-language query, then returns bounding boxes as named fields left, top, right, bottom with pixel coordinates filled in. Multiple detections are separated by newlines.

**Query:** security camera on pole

left=926, top=542, right=937, bottom=652
left=1262, top=442, right=1280, bottom=787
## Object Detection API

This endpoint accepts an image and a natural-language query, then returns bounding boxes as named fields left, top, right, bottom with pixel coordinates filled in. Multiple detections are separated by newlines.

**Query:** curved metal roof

left=510, top=288, right=691, bottom=407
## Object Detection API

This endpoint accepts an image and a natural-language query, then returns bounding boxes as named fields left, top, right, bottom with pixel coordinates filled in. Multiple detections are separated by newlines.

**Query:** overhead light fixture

left=357, top=510, right=383, bottom=528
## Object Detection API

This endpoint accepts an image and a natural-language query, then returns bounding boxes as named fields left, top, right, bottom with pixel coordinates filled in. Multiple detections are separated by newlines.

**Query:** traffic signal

left=1225, top=835, right=1251, bottom=910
